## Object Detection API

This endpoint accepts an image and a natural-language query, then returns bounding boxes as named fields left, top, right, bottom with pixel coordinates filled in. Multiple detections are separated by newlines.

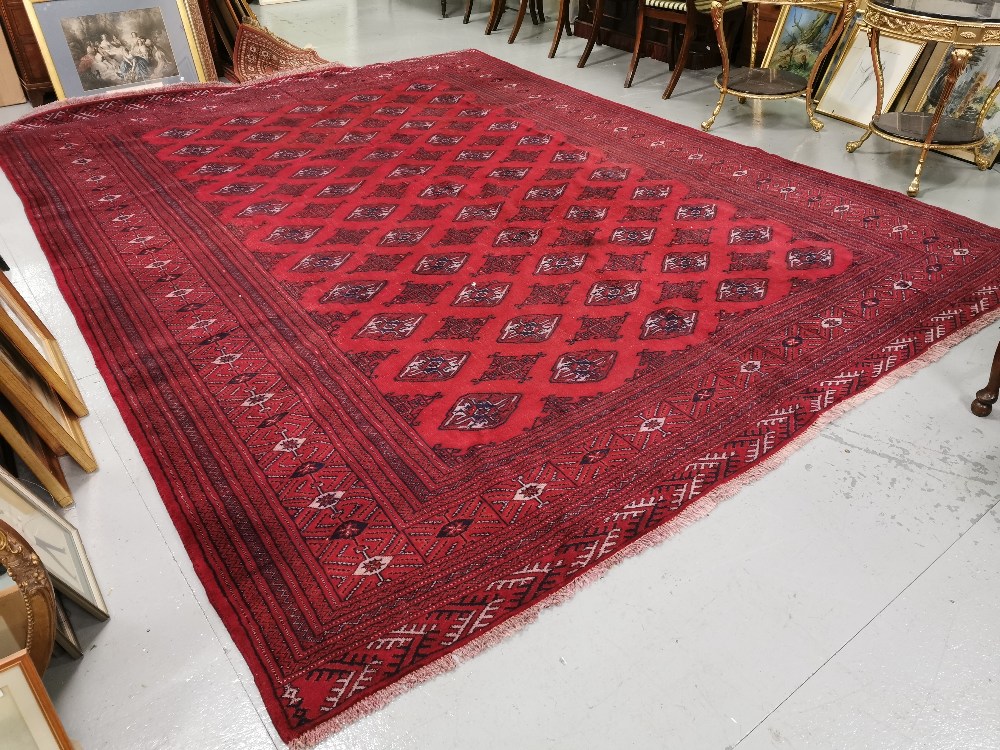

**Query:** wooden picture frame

left=0, top=650, right=73, bottom=749
left=22, top=0, right=213, bottom=100
left=0, top=522, right=56, bottom=674
left=902, top=44, right=1000, bottom=168
left=0, top=467, right=109, bottom=620
left=0, top=338, right=96, bottom=474
left=816, top=26, right=925, bottom=127
left=0, top=395, right=73, bottom=508
left=762, top=4, right=841, bottom=79
left=0, top=274, right=87, bottom=418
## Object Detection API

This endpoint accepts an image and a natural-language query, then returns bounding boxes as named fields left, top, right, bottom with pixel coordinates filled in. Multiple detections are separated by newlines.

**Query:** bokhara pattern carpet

left=1, top=50, right=998, bottom=744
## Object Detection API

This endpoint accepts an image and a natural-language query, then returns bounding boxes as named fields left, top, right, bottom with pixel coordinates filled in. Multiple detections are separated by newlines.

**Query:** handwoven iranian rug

left=1, top=50, right=997, bottom=744
left=230, top=22, right=329, bottom=83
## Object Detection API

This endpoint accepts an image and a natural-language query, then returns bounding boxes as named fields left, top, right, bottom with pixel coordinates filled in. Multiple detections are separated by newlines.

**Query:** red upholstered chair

left=625, top=0, right=743, bottom=99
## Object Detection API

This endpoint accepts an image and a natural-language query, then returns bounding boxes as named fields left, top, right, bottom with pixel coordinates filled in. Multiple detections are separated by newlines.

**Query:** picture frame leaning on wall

left=22, top=0, right=213, bottom=100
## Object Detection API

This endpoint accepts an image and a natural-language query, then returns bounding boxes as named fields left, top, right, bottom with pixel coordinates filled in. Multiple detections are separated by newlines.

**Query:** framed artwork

left=23, top=0, right=212, bottom=100
left=0, top=650, right=73, bottom=750
left=816, top=28, right=925, bottom=127
left=762, top=4, right=840, bottom=79
left=0, top=467, right=109, bottom=620
left=0, top=396, right=73, bottom=508
left=903, top=45, right=1000, bottom=168
left=0, top=337, right=96, bottom=473
left=0, top=274, right=87, bottom=418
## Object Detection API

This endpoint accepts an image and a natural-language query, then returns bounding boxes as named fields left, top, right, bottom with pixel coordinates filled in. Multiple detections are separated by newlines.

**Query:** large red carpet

left=1, top=50, right=997, bottom=743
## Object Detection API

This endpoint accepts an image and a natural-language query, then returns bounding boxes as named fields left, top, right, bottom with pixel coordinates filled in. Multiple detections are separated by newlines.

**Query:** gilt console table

left=845, top=0, right=1000, bottom=196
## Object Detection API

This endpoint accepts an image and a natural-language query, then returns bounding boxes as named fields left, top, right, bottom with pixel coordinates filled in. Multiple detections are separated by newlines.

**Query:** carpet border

left=288, top=304, right=1000, bottom=749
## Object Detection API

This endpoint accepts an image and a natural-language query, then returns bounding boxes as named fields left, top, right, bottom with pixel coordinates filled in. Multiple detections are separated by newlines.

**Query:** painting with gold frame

left=762, top=4, right=841, bottom=79
left=0, top=338, right=95, bottom=473
left=816, top=25, right=925, bottom=127
left=902, top=44, right=1000, bottom=169
left=0, top=650, right=73, bottom=749
left=0, top=467, right=109, bottom=620
left=0, top=273, right=86, bottom=418
left=23, top=0, right=212, bottom=100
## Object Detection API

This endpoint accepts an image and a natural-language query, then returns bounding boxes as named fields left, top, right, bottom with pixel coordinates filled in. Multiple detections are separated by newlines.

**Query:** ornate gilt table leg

left=702, top=0, right=730, bottom=131
left=739, top=3, right=760, bottom=104
left=971, top=339, right=1000, bottom=417
left=909, top=47, right=971, bottom=196
left=973, top=78, right=1000, bottom=169
left=808, top=0, right=854, bottom=131
left=846, top=27, right=882, bottom=153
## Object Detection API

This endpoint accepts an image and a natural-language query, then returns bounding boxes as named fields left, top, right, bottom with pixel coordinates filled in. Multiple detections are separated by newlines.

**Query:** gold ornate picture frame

left=23, top=0, right=212, bottom=100
left=0, top=273, right=87, bottom=418
left=762, top=3, right=842, bottom=77
left=0, top=521, right=56, bottom=674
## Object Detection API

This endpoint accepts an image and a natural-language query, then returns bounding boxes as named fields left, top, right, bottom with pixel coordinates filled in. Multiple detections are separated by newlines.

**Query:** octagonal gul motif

left=441, top=393, right=521, bottom=430
left=550, top=350, right=617, bottom=383
left=396, top=351, right=470, bottom=381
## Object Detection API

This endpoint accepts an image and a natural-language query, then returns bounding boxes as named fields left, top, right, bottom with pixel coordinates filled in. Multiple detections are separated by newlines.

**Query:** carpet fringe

left=286, top=304, right=1000, bottom=749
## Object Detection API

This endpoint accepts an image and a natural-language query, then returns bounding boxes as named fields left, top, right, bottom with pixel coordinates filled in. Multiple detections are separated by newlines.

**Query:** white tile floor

left=1, top=1, right=998, bottom=748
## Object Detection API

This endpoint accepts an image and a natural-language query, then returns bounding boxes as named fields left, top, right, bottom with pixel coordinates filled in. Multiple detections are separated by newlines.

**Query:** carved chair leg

left=578, top=0, right=606, bottom=67
left=549, top=0, right=571, bottom=57
left=664, top=20, right=694, bottom=99
left=509, top=0, right=530, bottom=42
left=625, top=6, right=646, bottom=88
left=971, top=339, right=1000, bottom=417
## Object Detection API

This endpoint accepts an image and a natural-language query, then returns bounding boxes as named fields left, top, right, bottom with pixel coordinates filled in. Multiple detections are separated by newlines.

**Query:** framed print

left=0, top=273, right=87, bottom=418
left=904, top=45, right=1000, bottom=168
left=23, top=0, right=212, bottom=100
left=0, top=337, right=96, bottom=473
left=0, top=396, right=73, bottom=508
left=0, top=467, right=109, bottom=620
left=762, top=4, right=840, bottom=79
left=816, top=28, right=925, bottom=127
left=0, top=650, right=73, bottom=749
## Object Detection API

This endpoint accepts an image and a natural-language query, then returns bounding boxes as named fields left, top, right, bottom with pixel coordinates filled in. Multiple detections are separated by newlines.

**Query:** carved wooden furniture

left=498, top=0, right=547, bottom=41
left=627, top=0, right=743, bottom=98
left=548, top=0, right=575, bottom=56
left=971, top=338, right=1000, bottom=416
left=845, top=0, right=1000, bottom=196
left=702, top=0, right=850, bottom=130
left=0, top=0, right=52, bottom=105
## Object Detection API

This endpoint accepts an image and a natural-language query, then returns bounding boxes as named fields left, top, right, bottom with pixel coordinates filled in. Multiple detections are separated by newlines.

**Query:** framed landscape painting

left=23, top=0, right=211, bottom=100
left=763, top=4, right=840, bottom=79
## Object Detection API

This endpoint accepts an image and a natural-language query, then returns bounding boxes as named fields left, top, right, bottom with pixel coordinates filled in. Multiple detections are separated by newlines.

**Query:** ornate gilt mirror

left=0, top=519, right=56, bottom=673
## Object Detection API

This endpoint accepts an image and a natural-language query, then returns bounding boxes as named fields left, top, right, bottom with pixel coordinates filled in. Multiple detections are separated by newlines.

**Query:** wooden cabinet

left=0, top=0, right=52, bottom=106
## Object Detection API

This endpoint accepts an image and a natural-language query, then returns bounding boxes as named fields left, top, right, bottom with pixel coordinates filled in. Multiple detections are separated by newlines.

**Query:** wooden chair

left=625, top=0, right=743, bottom=99
left=465, top=0, right=544, bottom=34
left=971, top=338, right=1000, bottom=417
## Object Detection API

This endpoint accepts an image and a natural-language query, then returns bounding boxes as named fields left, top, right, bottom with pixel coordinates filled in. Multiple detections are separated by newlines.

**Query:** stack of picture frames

left=0, top=273, right=95, bottom=509
left=0, top=465, right=109, bottom=662
left=761, top=0, right=1000, bottom=169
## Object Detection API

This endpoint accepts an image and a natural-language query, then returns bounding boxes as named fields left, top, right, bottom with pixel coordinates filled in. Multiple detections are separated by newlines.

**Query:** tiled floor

left=1, top=1, right=998, bottom=748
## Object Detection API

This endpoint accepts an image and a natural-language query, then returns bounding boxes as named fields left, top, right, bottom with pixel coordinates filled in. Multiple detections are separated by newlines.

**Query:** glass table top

left=872, top=0, right=1000, bottom=22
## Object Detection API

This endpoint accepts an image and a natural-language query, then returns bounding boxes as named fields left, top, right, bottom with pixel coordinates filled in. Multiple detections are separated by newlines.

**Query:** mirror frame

left=0, top=519, right=56, bottom=673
